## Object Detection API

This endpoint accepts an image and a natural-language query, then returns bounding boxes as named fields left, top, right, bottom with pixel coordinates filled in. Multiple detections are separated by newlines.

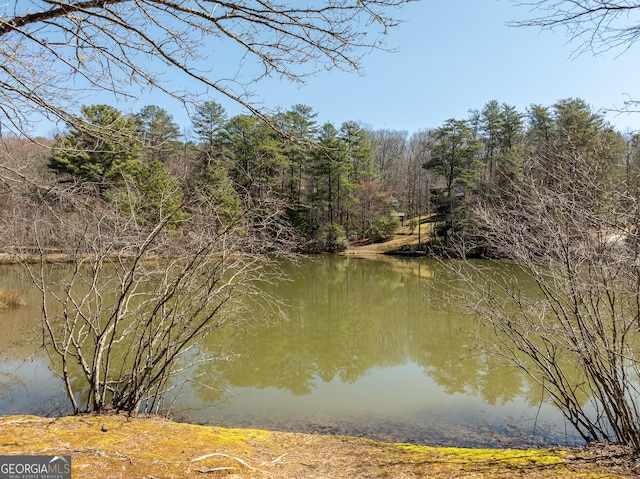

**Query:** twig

left=196, top=466, right=235, bottom=473
left=260, top=453, right=287, bottom=466
left=191, top=452, right=273, bottom=478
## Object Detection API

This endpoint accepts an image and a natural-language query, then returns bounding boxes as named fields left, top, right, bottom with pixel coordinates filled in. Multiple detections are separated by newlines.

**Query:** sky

left=40, top=0, right=640, bottom=137
left=286, top=0, right=640, bottom=135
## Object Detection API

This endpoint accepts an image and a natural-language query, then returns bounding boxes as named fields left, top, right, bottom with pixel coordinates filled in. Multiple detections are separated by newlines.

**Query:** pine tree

left=49, top=104, right=142, bottom=189
left=135, top=105, right=181, bottom=163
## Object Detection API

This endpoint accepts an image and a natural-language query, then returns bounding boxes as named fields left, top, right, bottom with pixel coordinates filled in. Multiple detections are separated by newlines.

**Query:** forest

left=0, top=97, right=635, bottom=257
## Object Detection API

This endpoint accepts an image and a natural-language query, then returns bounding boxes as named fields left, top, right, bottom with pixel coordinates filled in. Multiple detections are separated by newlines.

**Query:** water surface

left=0, top=257, right=582, bottom=447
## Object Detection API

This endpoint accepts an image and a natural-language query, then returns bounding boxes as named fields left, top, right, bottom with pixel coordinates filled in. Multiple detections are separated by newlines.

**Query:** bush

left=0, top=290, right=25, bottom=308
left=322, top=223, right=349, bottom=252
left=369, top=216, right=400, bottom=243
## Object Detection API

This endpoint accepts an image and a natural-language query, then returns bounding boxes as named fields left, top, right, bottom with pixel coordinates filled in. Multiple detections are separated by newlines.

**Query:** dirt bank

left=341, top=221, right=431, bottom=257
left=0, top=415, right=635, bottom=478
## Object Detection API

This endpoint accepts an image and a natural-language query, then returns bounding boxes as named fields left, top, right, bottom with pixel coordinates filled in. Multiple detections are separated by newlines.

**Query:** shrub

left=322, top=223, right=349, bottom=252
left=369, top=216, right=400, bottom=243
left=0, top=290, right=25, bottom=308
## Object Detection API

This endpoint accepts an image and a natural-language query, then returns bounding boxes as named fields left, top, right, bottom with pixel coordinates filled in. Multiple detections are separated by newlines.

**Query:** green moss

left=396, top=443, right=567, bottom=467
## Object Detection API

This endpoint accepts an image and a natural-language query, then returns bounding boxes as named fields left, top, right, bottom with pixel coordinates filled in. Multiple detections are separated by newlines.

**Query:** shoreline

left=0, top=414, right=634, bottom=478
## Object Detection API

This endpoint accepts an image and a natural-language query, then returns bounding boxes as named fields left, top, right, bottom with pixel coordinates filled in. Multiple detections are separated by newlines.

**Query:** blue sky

left=47, top=1, right=640, bottom=137
left=286, top=0, right=640, bottom=135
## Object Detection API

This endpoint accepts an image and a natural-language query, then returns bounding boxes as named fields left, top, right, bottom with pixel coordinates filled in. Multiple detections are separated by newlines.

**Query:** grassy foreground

left=0, top=415, right=634, bottom=478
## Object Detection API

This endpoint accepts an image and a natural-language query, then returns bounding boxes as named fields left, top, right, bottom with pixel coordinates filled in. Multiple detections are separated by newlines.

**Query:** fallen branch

left=191, top=452, right=273, bottom=478
left=196, top=466, right=235, bottom=473
left=260, top=453, right=287, bottom=466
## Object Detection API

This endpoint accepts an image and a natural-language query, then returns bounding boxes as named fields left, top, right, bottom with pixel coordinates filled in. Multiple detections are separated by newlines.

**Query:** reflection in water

left=0, top=257, right=584, bottom=447
left=0, top=265, right=70, bottom=416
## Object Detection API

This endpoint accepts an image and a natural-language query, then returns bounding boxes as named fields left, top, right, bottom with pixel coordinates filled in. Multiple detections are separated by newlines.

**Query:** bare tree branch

left=511, top=1, right=640, bottom=56
left=0, top=1, right=414, bottom=136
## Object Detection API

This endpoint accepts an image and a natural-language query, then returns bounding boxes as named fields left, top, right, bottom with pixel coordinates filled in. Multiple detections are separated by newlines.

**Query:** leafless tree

left=399, top=129, right=432, bottom=219
left=0, top=137, right=58, bottom=250
left=448, top=147, right=640, bottom=451
left=370, top=128, right=408, bottom=187
left=511, top=1, right=640, bottom=56
left=0, top=0, right=413, bottom=137
left=16, top=179, right=294, bottom=415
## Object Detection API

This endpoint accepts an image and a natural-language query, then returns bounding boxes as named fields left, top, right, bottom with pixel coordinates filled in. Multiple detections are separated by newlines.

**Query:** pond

left=0, top=256, right=584, bottom=448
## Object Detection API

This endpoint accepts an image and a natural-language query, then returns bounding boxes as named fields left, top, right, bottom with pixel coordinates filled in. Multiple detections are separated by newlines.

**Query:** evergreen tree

left=526, top=104, right=555, bottom=184
left=115, top=160, right=187, bottom=229
left=478, top=100, right=504, bottom=163
left=495, top=104, right=525, bottom=186
left=475, top=101, right=524, bottom=190
left=192, top=101, right=227, bottom=153
left=274, top=104, right=318, bottom=203
left=424, top=118, right=482, bottom=248
left=190, top=101, right=240, bottom=227
left=340, top=121, right=377, bottom=185
left=195, top=159, right=242, bottom=230
left=338, top=121, right=378, bottom=237
left=307, top=123, right=351, bottom=250
left=219, top=115, right=286, bottom=198
left=527, top=99, right=626, bottom=206
left=49, top=104, right=142, bottom=189
left=135, top=105, right=181, bottom=163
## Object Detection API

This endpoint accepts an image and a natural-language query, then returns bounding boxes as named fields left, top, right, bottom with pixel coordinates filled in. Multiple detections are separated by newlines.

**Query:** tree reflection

left=191, top=257, right=551, bottom=410
left=0, top=258, right=588, bottom=419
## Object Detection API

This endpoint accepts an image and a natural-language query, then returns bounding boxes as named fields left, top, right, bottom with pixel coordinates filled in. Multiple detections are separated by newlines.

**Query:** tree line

left=419, top=97, right=636, bottom=257
left=3, top=102, right=402, bottom=253
left=4, top=96, right=634, bottom=256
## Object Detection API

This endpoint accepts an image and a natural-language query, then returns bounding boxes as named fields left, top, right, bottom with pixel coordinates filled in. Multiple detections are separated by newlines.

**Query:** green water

left=0, top=257, right=581, bottom=447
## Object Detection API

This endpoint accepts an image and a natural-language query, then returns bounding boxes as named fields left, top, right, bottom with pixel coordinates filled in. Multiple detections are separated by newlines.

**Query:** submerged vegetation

left=0, top=289, right=24, bottom=309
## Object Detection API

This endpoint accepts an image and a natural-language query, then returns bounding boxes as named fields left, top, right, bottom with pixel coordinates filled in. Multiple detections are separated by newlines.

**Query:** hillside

left=342, top=219, right=432, bottom=256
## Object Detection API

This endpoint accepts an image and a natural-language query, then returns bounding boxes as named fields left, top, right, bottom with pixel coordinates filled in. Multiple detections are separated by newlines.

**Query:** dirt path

left=342, top=221, right=431, bottom=256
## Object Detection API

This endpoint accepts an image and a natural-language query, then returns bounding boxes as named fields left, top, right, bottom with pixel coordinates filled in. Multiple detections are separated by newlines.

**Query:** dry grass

left=0, top=252, right=73, bottom=264
left=0, top=415, right=635, bottom=478
left=0, top=289, right=25, bottom=308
